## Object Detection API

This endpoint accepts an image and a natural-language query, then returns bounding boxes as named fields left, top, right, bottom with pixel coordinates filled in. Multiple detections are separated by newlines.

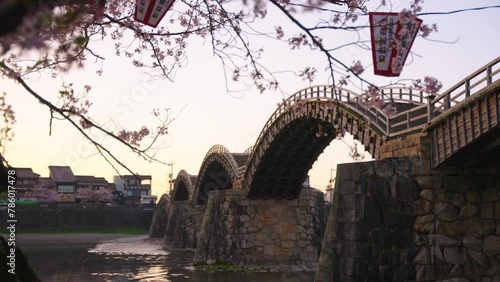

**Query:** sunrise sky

left=2, top=0, right=500, bottom=197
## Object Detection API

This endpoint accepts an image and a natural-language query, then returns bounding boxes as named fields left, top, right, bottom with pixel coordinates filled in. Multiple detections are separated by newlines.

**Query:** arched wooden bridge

left=170, top=56, right=500, bottom=201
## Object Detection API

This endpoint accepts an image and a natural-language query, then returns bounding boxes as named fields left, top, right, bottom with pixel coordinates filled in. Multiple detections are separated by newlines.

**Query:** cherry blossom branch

left=268, top=0, right=378, bottom=90
left=0, top=61, right=173, bottom=175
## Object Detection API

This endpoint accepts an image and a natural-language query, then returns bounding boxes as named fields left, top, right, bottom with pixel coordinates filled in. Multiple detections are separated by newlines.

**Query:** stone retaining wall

left=0, top=205, right=153, bottom=230
left=193, top=188, right=326, bottom=269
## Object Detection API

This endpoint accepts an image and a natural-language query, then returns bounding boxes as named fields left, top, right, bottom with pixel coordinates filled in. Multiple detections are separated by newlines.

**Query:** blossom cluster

left=413, top=76, right=443, bottom=95
left=76, top=186, right=114, bottom=203
left=362, top=85, right=397, bottom=117
left=118, top=126, right=151, bottom=147
left=0, top=92, right=16, bottom=150
left=24, top=187, right=58, bottom=202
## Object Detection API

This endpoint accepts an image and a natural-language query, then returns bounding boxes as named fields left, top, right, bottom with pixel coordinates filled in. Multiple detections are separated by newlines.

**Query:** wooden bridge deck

left=426, top=81, right=500, bottom=168
left=424, top=57, right=500, bottom=168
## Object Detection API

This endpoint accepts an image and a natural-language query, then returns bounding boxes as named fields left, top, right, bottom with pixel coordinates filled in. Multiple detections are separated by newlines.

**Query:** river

left=20, top=235, right=315, bottom=282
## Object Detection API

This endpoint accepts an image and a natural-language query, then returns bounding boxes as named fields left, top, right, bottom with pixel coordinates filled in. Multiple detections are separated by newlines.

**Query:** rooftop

left=75, top=175, right=109, bottom=185
left=14, top=168, right=40, bottom=179
left=48, top=166, right=76, bottom=183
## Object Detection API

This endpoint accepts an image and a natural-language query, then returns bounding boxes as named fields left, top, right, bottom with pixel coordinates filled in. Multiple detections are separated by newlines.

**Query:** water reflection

left=21, top=235, right=314, bottom=282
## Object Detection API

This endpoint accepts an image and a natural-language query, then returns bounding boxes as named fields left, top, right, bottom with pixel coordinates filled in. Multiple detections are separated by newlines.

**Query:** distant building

left=303, top=175, right=310, bottom=188
left=140, top=195, right=158, bottom=205
left=10, top=166, right=113, bottom=203
left=324, top=188, right=334, bottom=203
left=113, top=176, right=125, bottom=193
left=113, top=175, right=152, bottom=205
left=13, top=168, right=40, bottom=200
left=324, top=178, right=336, bottom=203
left=49, top=166, right=77, bottom=202
left=75, top=175, right=112, bottom=203
left=36, top=177, right=55, bottom=188
left=75, top=175, right=109, bottom=189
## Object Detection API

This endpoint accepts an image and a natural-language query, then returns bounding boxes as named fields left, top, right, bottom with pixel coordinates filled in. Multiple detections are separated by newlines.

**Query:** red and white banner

left=369, top=12, right=422, bottom=77
left=134, top=0, right=175, bottom=27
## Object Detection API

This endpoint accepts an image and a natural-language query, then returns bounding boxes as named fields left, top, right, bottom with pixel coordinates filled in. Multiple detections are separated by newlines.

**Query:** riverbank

left=1, top=233, right=140, bottom=246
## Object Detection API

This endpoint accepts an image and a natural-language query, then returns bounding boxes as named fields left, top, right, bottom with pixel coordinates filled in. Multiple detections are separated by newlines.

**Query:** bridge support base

left=315, top=158, right=500, bottom=282
left=163, top=200, right=205, bottom=249
left=149, top=198, right=170, bottom=238
left=193, top=188, right=327, bottom=269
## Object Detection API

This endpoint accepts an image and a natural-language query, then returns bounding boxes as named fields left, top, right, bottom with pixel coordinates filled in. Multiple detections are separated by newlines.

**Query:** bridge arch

left=172, top=170, right=196, bottom=201
left=157, top=193, right=170, bottom=205
left=243, top=85, right=423, bottom=200
left=193, top=145, right=241, bottom=205
left=149, top=193, right=171, bottom=238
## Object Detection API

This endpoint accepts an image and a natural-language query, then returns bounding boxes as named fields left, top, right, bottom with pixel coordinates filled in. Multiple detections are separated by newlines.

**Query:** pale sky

left=2, top=0, right=500, bottom=197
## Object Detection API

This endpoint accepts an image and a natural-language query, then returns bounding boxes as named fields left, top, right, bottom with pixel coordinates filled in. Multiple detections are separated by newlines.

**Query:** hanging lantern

left=134, top=0, right=175, bottom=27
left=369, top=12, right=422, bottom=77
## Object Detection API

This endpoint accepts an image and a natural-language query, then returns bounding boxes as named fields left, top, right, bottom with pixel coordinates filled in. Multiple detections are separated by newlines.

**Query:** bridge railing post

left=406, top=111, right=410, bottom=130
left=386, top=114, right=390, bottom=135
left=487, top=66, right=492, bottom=85
left=427, top=94, right=436, bottom=123
left=465, top=79, right=470, bottom=98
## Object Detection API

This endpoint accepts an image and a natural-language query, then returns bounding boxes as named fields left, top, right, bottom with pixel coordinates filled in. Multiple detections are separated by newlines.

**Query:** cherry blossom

left=291, top=100, right=307, bottom=115
left=350, top=61, right=364, bottom=75
left=420, top=24, right=438, bottom=38
left=383, top=105, right=398, bottom=116
left=118, top=126, right=151, bottom=147
left=0, top=92, right=15, bottom=153
left=77, top=186, right=114, bottom=203
left=24, top=187, right=58, bottom=202
left=349, top=140, right=365, bottom=161
left=413, top=76, right=443, bottom=95
left=423, top=76, right=443, bottom=95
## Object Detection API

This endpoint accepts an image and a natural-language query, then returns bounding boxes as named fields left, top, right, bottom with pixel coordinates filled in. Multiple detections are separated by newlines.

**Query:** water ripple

left=88, top=235, right=168, bottom=256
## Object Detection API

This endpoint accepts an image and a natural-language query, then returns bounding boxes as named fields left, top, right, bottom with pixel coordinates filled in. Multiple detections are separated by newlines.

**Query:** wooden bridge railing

left=243, top=57, right=500, bottom=176
left=429, top=56, right=500, bottom=119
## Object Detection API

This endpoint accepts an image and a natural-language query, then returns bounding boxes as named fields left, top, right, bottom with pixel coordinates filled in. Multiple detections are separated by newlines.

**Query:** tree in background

left=77, top=186, right=114, bottom=203
left=24, top=187, right=59, bottom=203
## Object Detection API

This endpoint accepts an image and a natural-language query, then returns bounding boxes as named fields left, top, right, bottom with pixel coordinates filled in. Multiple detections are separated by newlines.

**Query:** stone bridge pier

left=315, top=132, right=500, bottom=281
left=163, top=200, right=205, bottom=249
left=193, top=188, right=326, bottom=270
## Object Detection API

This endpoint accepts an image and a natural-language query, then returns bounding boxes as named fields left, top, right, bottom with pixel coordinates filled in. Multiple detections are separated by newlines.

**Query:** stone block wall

left=163, top=201, right=205, bottom=249
left=380, top=132, right=431, bottom=159
left=315, top=157, right=500, bottom=281
left=315, top=159, right=422, bottom=281
left=193, top=188, right=326, bottom=269
left=413, top=169, right=500, bottom=281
